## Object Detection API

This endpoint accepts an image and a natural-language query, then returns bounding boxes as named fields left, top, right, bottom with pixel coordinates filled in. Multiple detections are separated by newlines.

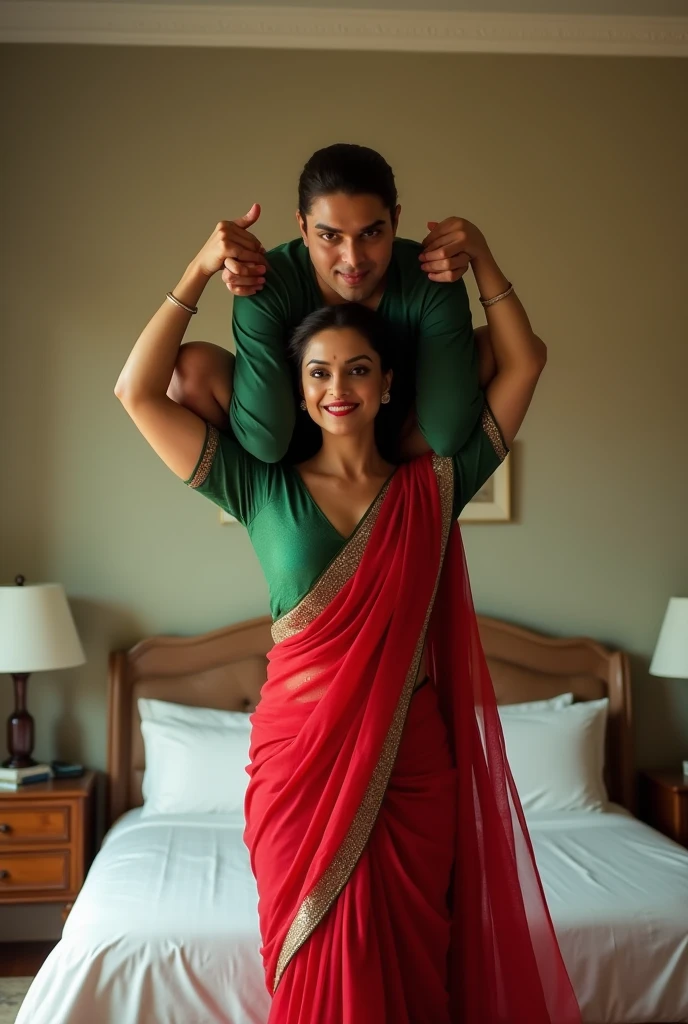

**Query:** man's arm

left=415, top=217, right=522, bottom=455
left=229, top=281, right=295, bottom=463
left=399, top=323, right=496, bottom=460
left=414, top=275, right=483, bottom=456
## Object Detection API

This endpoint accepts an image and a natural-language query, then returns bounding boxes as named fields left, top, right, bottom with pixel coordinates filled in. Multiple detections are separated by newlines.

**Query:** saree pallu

left=244, top=454, right=581, bottom=1024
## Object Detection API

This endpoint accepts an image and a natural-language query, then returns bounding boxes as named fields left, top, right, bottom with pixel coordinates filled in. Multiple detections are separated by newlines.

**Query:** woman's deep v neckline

left=294, top=466, right=398, bottom=542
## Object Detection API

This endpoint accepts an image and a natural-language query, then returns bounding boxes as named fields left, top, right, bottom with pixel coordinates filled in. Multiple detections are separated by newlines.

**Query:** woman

left=115, top=222, right=581, bottom=1024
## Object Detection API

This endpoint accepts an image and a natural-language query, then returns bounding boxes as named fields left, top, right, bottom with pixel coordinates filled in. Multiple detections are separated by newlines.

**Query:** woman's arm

left=115, top=261, right=208, bottom=480
left=115, top=223, right=248, bottom=480
left=474, top=325, right=497, bottom=389
left=472, top=257, right=546, bottom=449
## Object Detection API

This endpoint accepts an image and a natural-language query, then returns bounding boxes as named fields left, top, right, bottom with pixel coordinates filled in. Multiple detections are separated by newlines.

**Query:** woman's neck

left=309, top=427, right=390, bottom=481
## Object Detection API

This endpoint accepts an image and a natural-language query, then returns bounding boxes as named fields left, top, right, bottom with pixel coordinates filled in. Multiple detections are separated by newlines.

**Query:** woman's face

left=300, top=327, right=392, bottom=438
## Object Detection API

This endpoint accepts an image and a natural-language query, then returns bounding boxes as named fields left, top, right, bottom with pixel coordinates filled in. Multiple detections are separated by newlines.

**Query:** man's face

left=297, top=193, right=400, bottom=306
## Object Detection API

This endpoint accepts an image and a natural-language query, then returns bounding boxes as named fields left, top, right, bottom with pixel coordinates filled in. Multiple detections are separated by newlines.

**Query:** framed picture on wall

left=459, top=455, right=511, bottom=523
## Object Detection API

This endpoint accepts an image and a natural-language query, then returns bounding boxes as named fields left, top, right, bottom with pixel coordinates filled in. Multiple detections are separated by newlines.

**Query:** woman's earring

left=381, top=391, right=391, bottom=405
left=300, top=399, right=307, bottom=411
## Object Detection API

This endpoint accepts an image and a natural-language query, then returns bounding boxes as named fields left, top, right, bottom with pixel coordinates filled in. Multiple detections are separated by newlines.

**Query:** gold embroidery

left=481, top=404, right=508, bottom=462
left=271, top=478, right=392, bottom=644
left=187, top=424, right=219, bottom=489
left=272, top=456, right=455, bottom=993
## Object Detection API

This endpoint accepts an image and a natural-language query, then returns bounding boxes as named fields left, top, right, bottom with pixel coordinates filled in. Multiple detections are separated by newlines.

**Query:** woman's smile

left=321, top=402, right=360, bottom=417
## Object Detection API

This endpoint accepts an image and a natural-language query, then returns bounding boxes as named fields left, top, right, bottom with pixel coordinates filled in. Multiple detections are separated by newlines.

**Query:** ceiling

left=17, top=0, right=688, bottom=13
left=2, top=0, right=687, bottom=56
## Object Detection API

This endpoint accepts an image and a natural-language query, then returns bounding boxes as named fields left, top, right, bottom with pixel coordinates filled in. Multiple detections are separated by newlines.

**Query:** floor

left=0, top=979, right=33, bottom=1024
left=0, top=944, right=55, bottom=1024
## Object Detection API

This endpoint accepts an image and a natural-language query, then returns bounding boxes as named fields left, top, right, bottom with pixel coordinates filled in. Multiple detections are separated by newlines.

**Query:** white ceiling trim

left=1, top=3, right=687, bottom=57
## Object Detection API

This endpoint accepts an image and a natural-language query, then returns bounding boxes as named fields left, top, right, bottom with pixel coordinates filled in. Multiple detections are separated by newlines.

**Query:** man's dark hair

left=298, top=144, right=398, bottom=218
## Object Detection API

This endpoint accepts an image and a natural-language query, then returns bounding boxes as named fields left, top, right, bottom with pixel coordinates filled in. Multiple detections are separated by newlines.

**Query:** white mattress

left=15, top=806, right=688, bottom=1024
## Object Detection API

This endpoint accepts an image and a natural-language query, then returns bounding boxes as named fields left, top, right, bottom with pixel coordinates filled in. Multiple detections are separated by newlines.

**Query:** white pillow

left=138, top=697, right=248, bottom=729
left=500, top=698, right=609, bottom=813
left=138, top=698, right=252, bottom=817
left=500, top=693, right=574, bottom=714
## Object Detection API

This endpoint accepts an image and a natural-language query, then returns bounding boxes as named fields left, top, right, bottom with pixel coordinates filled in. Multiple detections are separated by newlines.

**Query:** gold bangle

left=479, top=282, right=514, bottom=308
left=165, top=291, right=198, bottom=315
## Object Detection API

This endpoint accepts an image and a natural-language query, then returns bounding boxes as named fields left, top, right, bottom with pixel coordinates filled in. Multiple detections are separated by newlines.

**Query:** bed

left=15, top=616, right=688, bottom=1024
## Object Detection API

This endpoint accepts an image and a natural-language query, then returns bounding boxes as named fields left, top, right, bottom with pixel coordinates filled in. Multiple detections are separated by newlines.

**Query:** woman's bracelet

left=479, top=282, right=514, bottom=308
left=165, top=291, right=198, bottom=315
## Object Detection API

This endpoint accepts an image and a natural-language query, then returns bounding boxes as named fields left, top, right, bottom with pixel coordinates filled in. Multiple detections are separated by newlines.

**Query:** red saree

left=244, top=453, right=581, bottom=1023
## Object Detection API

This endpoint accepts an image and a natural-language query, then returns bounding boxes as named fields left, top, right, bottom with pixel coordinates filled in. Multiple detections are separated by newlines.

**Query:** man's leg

left=167, top=341, right=234, bottom=431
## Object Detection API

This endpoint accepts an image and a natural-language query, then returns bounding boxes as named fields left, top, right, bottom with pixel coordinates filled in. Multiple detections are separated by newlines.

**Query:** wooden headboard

left=107, top=614, right=633, bottom=825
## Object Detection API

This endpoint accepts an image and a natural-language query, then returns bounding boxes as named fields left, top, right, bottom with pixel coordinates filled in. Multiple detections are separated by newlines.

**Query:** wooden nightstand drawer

left=0, top=805, right=70, bottom=845
left=639, top=770, right=688, bottom=848
left=0, top=850, right=70, bottom=893
left=0, top=772, right=96, bottom=911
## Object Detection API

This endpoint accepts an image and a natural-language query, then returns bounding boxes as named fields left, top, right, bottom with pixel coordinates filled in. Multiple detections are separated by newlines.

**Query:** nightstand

left=0, top=772, right=96, bottom=921
left=639, top=770, right=688, bottom=848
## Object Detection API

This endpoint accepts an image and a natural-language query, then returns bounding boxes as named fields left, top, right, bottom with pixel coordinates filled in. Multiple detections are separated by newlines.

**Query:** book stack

left=0, top=763, right=53, bottom=791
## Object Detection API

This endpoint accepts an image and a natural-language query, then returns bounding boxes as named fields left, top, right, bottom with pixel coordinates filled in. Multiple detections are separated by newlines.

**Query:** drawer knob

left=0, top=824, right=10, bottom=834
left=0, top=870, right=8, bottom=880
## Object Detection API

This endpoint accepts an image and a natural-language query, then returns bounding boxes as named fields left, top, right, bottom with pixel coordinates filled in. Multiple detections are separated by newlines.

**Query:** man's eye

left=362, top=230, right=380, bottom=238
left=319, top=233, right=337, bottom=242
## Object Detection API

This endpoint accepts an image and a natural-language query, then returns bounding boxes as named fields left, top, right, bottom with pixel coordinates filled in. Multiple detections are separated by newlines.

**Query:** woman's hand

left=419, top=217, right=492, bottom=283
left=194, top=205, right=268, bottom=296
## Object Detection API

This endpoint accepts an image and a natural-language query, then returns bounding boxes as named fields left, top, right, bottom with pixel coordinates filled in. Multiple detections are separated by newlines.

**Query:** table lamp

left=649, top=596, right=688, bottom=778
left=0, top=575, right=86, bottom=768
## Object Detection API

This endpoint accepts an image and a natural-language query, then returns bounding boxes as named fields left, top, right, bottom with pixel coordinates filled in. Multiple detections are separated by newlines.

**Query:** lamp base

left=2, top=754, right=37, bottom=770
left=5, top=673, right=36, bottom=769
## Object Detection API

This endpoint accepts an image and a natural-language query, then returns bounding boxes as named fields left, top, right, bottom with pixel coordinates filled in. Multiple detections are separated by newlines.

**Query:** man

left=169, top=143, right=495, bottom=462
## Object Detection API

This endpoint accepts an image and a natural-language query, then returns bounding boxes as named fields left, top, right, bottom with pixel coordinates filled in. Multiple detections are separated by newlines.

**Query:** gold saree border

left=187, top=423, right=219, bottom=489
left=272, top=455, right=455, bottom=993
left=482, top=403, right=508, bottom=462
left=270, top=474, right=394, bottom=645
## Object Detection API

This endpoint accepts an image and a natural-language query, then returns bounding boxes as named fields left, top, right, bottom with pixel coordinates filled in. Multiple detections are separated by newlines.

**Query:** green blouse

left=186, top=406, right=508, bottom=621
left=230, top=237, right=482, bottom=463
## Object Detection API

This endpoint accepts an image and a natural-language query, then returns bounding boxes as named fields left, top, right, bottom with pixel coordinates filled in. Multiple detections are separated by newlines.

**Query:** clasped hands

left=192, top=205, right=492, bottom=297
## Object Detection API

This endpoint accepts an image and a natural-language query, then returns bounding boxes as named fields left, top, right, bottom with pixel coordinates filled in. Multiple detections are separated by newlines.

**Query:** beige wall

left=1, top=45, right=686, bottom=801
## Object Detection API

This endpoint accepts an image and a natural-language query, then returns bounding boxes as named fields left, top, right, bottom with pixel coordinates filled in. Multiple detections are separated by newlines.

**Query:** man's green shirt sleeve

left=229, top=276, right=296, bottom=464
left=415, top=275, right=482, bottom=457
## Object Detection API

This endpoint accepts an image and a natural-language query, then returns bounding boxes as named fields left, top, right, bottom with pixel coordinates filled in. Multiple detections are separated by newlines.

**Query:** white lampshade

left=0, top=582, right=86, bottom=673
left=649, top=597, right=688, bottom=679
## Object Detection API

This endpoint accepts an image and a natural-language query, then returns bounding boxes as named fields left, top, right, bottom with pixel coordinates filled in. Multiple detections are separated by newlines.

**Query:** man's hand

left=215, top=203, right=269, bottom=298
left=192, top=205, right=267, bottom=295
left=419, top=217, right=492, bottom=283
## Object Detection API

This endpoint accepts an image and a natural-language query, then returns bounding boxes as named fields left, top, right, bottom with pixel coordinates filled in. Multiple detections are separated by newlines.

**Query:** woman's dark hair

left=288, top=303, right=393, bottom=373
left=298, top=144, right=398, bottom=219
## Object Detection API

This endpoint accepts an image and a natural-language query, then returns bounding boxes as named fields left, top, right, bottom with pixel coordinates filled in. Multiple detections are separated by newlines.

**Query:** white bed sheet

left=15, top=810, right=270, bottom=1024
left=529, top=806, right=688, bottom=1023
left=15, top=806, right=688, bottom=1024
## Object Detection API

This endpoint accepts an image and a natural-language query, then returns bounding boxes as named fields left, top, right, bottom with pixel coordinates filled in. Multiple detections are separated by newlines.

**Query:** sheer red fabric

left=244, top=454, right=581, bottom=1023
left=428, top=526, right=581, bottom=1023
